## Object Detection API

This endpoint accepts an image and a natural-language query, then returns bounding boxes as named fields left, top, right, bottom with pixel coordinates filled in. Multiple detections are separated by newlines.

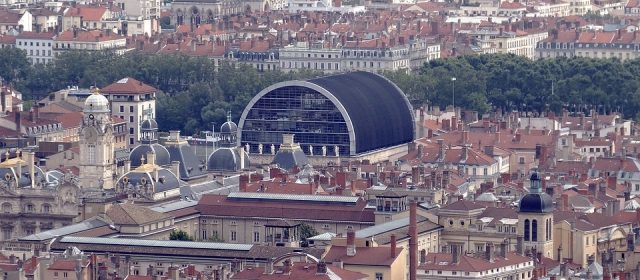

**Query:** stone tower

left=79, top=89, right=115, bottom=189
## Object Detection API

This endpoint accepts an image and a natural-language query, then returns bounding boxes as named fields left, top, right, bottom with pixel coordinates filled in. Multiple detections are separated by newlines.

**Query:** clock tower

left=79, top=88, right=115, bottom=189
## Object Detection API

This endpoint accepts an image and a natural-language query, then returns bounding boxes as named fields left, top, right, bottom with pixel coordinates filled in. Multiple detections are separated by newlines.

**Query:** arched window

left=524, top=219, right=530, bottom=241
left=42, top=204, right=51, bottom=213
left=24, top=203, right=34, bottom=213
left=545, top=219, right=550, bottom=241
left=532, top=219, right=538, bottom=242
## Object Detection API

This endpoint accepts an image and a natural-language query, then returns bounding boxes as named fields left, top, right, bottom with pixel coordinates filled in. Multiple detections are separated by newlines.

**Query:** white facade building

left=279, top=41, right=343, bottom=73
left=16, top=32, right=55, bottom=64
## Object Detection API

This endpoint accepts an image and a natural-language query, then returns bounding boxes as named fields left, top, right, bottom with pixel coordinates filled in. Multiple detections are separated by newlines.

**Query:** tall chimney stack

left=516, top=236, right=524, bottom=255
left=346, top=231, right=356, bottom=257
left=390, top=234, right=397, bottom=258
left=409, top=201, right=417, bottom=280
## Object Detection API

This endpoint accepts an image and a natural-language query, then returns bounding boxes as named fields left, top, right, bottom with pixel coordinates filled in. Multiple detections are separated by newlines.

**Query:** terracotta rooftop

left=323, top=245, right=403, bottom=266
left=101, top=77, right=157, bottom=95
left=421, top=252, right=531, bottom=272
left=16, top=32, right=56, bottom=40
left=63, top=6, right=108, bottom=21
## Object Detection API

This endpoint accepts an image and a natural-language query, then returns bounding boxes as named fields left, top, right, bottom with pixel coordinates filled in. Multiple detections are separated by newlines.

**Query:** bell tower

left=517, top=171, right=554, bottom=258
left=79, top=88, right=115, bottom=189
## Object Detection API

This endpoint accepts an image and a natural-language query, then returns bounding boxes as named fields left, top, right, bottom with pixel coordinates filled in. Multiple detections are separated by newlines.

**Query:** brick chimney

left=485, top=242, right=494, bottom=262
left=239, top=174, right=249, bottom=192
left=390, top=234, right=397, bottom=258
left=346, top=231, right=356, bottom=257
left=437, top=139, right=445, bottom=161
left=409, top=201, right=417, bottom=280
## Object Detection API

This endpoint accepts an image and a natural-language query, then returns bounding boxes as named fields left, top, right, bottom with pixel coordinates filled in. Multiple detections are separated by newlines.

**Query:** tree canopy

left=7, top=50, right=640, bottom=134
left=169, top=229, right=194, bottom=241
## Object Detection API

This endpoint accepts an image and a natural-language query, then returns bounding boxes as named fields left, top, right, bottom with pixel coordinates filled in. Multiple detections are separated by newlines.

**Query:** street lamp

left=451, top=77, right=457, bottom=111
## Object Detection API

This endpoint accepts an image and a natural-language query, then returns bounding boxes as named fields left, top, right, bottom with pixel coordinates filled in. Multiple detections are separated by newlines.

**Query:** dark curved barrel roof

left=307, top=71, right=414, bottom=154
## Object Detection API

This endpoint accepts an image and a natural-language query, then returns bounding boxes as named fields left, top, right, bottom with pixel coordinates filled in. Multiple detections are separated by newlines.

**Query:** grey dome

left=116, top=168, right=181, bottom=193
left=207, top=148, right=249, bottom=172
left=129, top=144, right=171, bottom=167
left=141, top=119, right=158, bottom=130
left=220, top=121, right=237, bottom=133
left=272, top=148, right=309, bottom=171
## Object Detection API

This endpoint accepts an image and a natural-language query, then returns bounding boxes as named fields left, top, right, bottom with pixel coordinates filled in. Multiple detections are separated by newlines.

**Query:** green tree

left=299, top=223, right=319, bottom=240
left=169, top=230, right=194, bottom=241
left=0, top=47, right=30, bottom=86
left=208, top=232, right=224, bottom=242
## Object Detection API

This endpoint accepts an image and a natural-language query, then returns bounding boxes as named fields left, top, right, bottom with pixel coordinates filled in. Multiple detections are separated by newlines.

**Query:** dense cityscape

left=0, top=0, right=640, bottom=278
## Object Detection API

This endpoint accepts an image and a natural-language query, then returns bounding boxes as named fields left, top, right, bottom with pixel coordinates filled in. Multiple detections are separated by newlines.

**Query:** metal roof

left=355, top=217, right=411, bottom=238
left=227, top=192, right=359, bottom=204
left=58, top=236, right=254, bottom=251
left=150, top=199, right=198, bottom=213
left=19, top=217, right=109, bottom=241
left=307, top=71, right=414, bottom=154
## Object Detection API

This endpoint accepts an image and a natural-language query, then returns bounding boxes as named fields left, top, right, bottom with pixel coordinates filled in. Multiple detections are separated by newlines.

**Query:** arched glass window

left=524, top=219, right=530, bottom=241
left=532, top=219, right=538, bottom=242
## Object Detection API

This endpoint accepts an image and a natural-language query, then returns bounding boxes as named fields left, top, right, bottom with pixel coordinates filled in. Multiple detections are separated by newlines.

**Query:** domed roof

left=519, top=193, right=554, bottom=213
left=207, top=148, right=249, bottom=172
left=129, top=144, right=171, bottom=167
left=116, top=168, right=181, bottom=193
left=84, top=91, right=110, bottom=113
left=220, top=121, right=237, bottom=133
left=141, top=119, right=158, bottom=130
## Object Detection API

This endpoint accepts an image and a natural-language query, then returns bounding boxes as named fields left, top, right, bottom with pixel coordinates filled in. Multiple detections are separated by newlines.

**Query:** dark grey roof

left=207, top=148, right=249, bottom=172
left=141, top=119, right=158, bottom=130
left=117, top=169, right=182, bottom=193
left=307, top=71, right=414, bottom=154
left=519, top=193, right=554, bottom=213
left=129, top=144, right=171, bottom=167
left=166, top=143, right=207, bottom=181
left=220, top=121, right=237, bottom=133
left=272, top=148, right=309, bottom=171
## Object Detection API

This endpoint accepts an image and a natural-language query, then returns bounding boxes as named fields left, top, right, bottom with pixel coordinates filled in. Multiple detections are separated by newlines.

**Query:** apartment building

left=279, top=41, right=343, bottom=73
left=53, top=29, right=128, bottom=56
left=537, top=29, right=640, bottom=61
left=465, top=27, right=549, bottom=59
left=100, top=77, right=157, bottom=146
left=341, top=38, right=411, bottom=72
left=15, top=32, right=55, bottom=64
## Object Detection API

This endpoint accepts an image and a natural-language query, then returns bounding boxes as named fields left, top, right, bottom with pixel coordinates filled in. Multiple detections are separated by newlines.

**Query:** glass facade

left=241, top=86, right=351, bottom=156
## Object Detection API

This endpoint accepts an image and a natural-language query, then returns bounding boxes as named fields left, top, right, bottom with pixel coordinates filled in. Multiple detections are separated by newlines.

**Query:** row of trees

left=4, top=48, right=640, bottom=134
left=0, top=48, right=322, bottom=135
left=384, top=54, right=640, bottom=119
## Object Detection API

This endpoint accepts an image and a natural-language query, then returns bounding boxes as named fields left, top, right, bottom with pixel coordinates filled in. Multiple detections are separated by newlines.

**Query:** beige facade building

left=101, top=77, right=157, bottom=147
left=465, top=28, right=549, bottom=59
left=0, top=151, right=80, bottom=241
left=196, top=192, right=375, bottom=243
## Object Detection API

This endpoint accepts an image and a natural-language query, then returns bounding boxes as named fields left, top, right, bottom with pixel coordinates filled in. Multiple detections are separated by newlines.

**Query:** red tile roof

left=63, top=6, right=108, bottom=21
left=231, top=262, right=368, bottom=280
left=101, top=77, right=157, bottom=95
left=323, top=245, right=403, bottom=266
left=196, top=194, right=375, bottom=223
left=421, top=252, right=531, bottom=272
left=0, top=10, right=23, bottom=24
left=55, top=30, right=124, bottom=42
left=47, top=260, right=77, bottom=271
left=16, top=32, right=56, bottom=40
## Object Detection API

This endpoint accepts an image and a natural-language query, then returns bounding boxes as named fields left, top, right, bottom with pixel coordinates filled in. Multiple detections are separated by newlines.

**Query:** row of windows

left=17, top=41, right=51, bottom=47
left=2, top=202, right=51, bottom=213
